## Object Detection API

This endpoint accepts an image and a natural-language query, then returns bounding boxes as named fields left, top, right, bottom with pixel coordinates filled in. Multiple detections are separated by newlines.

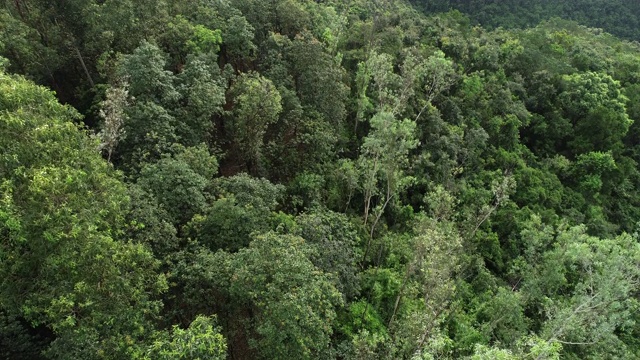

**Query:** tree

left=285, top=32, right=349, bottom=128
left=0, top=309, right=48, bottom=359
left=387, top=189, right=463, bottom=358
left=144, top=316, right=227, bottom=360
left=136, top=145, right=217, bottom=227
left=0, top=70, right=166, bottom=359
left=359, top=111, right=418, bottom=260
left=124, top=183, right=180, bottom=259
left=158, top=16, right=222, bottom=67
left=97, top=81, right=129, bottom=163
left=185, top=197, right=272, bottom=252
left=185, top=173, right=284, bottom=252
left=256, top=32, right=343, bottom=180
left=114, top=40, right=225, bottom=172
left=171, top=232, right=342, bottom=359
left=295, top=208, right=361, bottom=299
left=517, top=220, right=640, bottom=359
left=226, top=233, right=342, bottom=359
left=559, top=71, right=631, bottom=154
left=115, top=41, right=180, bottom=170
left=227, top=72, right=282, bottom=174
left=174, top=54, right=225, bottom=147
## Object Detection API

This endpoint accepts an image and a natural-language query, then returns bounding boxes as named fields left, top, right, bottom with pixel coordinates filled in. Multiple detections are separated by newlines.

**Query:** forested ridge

left=415, top=0, right=640, bottom=42
left=1, top=0, right=640, bottom=359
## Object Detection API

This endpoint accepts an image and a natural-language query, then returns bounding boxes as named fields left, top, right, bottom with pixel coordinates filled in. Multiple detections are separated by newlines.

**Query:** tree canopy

left=2, top=0, right=640, bottom=359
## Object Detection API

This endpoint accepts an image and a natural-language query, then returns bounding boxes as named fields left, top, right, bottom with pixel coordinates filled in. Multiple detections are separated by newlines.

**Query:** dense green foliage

left=1, top=0, right=640, bottom=359
left=415, top=0, right=640, bottom=42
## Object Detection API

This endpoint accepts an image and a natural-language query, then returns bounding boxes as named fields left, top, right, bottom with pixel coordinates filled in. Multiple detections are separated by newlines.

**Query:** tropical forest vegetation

left=1, top=0, right=640, bottom=359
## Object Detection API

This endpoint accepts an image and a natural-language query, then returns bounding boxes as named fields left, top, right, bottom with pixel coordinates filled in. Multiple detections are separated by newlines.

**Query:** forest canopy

left=414, top=0, right=640, bottom=42
left=1, top=0, right=640, bottom=359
